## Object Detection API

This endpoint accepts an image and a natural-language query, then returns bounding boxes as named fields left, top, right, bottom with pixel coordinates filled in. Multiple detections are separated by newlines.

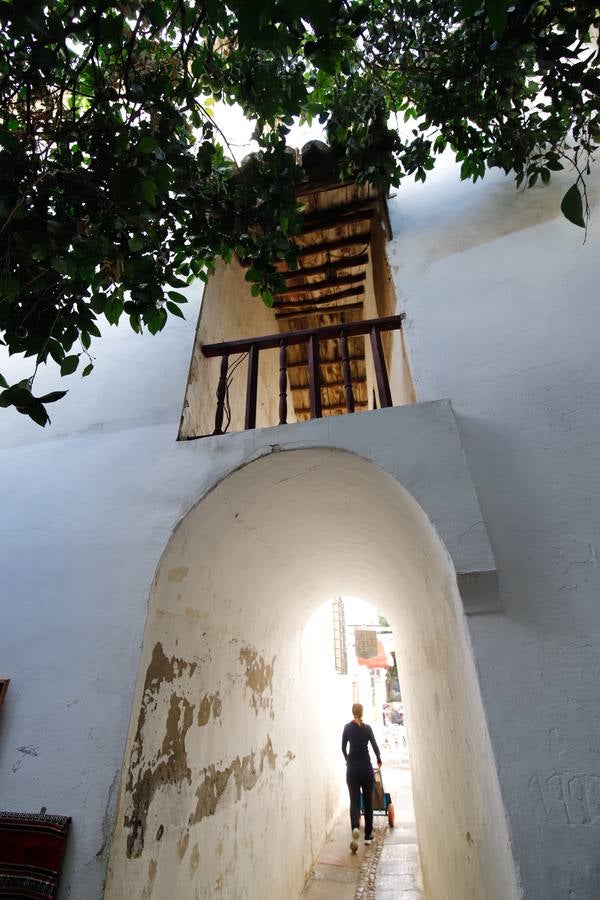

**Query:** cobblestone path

left=301, top=763, right=423, bottom=900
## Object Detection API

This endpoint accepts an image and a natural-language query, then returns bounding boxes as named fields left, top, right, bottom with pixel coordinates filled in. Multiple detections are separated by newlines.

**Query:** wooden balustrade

left=201, top=313, right=405, bottom=436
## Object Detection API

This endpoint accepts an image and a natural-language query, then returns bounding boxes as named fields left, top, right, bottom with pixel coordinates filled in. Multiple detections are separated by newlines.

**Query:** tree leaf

left=82, top=363, right=94, bottom=377
left=560, top=183, right=585, bottom=228
left=486, top=0, right=507, bottom=38
left=26, top=400, right=50, bottom=427
left=137, top=135, right=158, bottom=154
left=140, top=178, right=157, bottom=205
left=166, top=301, right=185, bottom=318
left=128, top=235, right=145, bottom=251
left=38, top=390, right=68, bottom=403
left=87, top=321, right=102, bottom=337
left=167, top=290, right=188, bottom=304
left=461, top=0, right=482, bottom=15
left=60, top=354, right=79, bottom=376
left=0, top=386, right=32, bottom=408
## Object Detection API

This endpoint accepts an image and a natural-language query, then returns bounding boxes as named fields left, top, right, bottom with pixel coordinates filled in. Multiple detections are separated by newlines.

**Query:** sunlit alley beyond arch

left=104, top=448, right=519, bottom=900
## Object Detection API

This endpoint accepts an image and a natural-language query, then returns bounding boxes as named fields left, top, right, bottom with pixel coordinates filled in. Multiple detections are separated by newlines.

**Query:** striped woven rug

left=0, top=812, right=71, bottom=899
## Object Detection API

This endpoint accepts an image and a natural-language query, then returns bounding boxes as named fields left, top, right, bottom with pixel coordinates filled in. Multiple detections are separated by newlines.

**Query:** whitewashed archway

left=105, top=448, right=518, bottom=900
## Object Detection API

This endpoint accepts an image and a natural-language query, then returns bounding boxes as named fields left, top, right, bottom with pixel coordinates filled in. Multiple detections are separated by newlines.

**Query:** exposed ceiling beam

left=294, top=233, right=371, bottom=258
left=290, top=376, right=367, bottom=389
left=300, top=197, right=378, bottom=224
left=298, top=208, right=374, bottom=237
left=275, top=273, right=366, bottom=298
left=287, top=353, right=364, bottom=369
left=282, top=254, right=369, bottom=280
left=294, top=400, right=369, bottom=415
left=273, top=286, right=365, bottom=309
left=240, top=233, right=371, bottom=268
left=274, top=300, right=364, bottom=320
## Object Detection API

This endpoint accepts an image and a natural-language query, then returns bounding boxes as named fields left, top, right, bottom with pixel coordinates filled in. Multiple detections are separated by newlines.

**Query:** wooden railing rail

left=201, top=313, right=405, bottom=436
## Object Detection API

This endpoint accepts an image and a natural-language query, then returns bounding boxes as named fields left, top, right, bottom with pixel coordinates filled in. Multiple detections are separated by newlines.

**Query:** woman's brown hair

left=352, top=703, right=364, bottom=726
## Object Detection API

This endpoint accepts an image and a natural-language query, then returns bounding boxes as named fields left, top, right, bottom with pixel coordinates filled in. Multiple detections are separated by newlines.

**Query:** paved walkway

left=301, top=763, right=423, bottom=900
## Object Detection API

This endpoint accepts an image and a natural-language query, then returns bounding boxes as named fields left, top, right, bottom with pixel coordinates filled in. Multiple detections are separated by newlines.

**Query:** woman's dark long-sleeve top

left=341, top=721, right=382, bottom=769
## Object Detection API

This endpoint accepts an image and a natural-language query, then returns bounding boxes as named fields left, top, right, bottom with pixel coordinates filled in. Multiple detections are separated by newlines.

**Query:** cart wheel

left=387, top=803, right=395, bottom=827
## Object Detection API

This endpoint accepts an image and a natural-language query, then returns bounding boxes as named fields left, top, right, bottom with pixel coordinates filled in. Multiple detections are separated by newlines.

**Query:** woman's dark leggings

left=346, top=765, right=375, bottom=836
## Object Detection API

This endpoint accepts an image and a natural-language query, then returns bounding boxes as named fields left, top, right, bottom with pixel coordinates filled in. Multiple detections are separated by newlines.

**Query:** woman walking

left=341, top=703, right=382, bottom=851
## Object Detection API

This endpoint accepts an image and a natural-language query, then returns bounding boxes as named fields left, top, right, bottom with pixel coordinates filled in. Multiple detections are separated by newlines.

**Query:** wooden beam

left=295, top=233, right=371, bottom=259
left=299, top=208, right=374, bottom=237
left=244, top=344, right=259, bottom=431
left=275, top=273, right=366, bottom=298
left=370, top=325, right=393, bottom=407
left=307, top=334, right=322, bottom=419
left=202, top=313, right=405, bottom=356
left=290, top=376, right=367, bottom=390
left=287, top=354, right=364, bottom=369
left=240, top=234, right=370, bottom=268
left=275, top=300, right=364, bottom=320
left=282, top=254, right=369, bottom=280
left=274, top=286, right=365, bottom=309
left=295, top=400, right=369, bottom=415
left=340, top=329, right=355, bottom=413
left=296, top=178, right=359, bottom=196
left=301, top=197, right=377, bottom=225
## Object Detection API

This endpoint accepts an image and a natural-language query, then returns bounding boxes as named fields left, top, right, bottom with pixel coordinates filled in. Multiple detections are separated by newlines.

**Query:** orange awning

left=357, top=638, right=391, bottom=669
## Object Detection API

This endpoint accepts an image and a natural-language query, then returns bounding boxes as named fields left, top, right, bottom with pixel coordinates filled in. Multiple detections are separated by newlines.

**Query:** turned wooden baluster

left=340, top=328, right=355, bottom=413
left=213, top=352, right=229, bottom=435
left=279, top=340, right=288, bottom=425
left=244, top=344, right=259, bottom=431
left=370, top=325, right=392, bottom=408
left=307, top=333, right=322, bottom=419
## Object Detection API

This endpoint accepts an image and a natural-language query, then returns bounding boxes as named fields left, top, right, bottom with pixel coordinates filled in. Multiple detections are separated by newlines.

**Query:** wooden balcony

left=201, top=313, right=405, bottom=436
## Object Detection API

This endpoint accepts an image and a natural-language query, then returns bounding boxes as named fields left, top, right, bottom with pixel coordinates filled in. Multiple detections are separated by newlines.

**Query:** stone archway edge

left=179, top=399, right=501, bottom=615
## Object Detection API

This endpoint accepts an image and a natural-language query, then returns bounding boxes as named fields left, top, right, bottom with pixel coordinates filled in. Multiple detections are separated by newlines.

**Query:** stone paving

left=301, top=763, right=423, bottom=900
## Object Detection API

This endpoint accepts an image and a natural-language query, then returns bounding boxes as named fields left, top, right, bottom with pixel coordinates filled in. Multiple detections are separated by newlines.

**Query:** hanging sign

left=355, top=629, right=378, bottom=659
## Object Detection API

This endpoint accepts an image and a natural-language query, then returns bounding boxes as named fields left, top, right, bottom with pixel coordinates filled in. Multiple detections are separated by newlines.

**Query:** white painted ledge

left=184, top=399, right=501, bottom=615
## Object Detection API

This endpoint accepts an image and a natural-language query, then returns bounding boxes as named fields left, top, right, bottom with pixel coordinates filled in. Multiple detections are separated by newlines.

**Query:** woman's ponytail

left=352, top=702, right=364, bottom=726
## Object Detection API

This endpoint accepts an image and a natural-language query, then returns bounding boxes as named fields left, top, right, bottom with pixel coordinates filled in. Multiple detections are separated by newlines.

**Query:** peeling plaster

left=239, top=647, right=275, bottom=716
left=198, top=692, right=222, bottom=726
left=105, top=445, right=517, bottom=900
left=96, top=769, right=119, bottom=863
left=189, top=843, right=200, bottom=875
left=177, top=831, right=190, bottom=860
left=141, top=859, right=157, bottom=899
left=167, top=566, right=189, bottom=583
left=189, top=737, right=277, bottom=825
left=124, top=642, right=197, bottom=858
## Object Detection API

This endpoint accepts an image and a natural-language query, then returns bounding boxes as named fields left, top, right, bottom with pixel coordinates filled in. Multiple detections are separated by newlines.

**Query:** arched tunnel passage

left=105, top=448, right=519, bottom=900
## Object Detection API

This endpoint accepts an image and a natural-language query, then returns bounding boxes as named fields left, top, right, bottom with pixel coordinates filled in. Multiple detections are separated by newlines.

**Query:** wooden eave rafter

left=267, top=167, right=389, bottom=421
left=275, top=273, right=366, bottom=298
left=275, top=301, right=365, bottom=321
left=281, top=254, right=369, bottom=280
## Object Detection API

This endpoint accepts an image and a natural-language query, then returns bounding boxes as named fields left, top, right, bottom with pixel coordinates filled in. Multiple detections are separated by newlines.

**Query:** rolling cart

left=361, top=767, right=395, bottom=827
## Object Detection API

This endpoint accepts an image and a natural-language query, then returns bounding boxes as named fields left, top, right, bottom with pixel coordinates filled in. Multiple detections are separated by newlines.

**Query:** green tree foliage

left=1, top=0, right=598, bottom=423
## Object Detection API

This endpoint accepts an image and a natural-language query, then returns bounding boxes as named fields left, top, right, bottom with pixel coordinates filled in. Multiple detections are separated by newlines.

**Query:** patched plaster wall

left=1, top=157, right=599, bottom=900
left=0, top=397, right=494, bottom=900
left=104, top=449, right=518, bottom=900
left=178, top=257, right=295, bottom=439
left=387, top=161, right=600, bottom=899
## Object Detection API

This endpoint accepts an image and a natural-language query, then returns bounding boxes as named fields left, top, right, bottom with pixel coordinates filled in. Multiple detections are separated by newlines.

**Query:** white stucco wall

left=104, top=449, right=517, bottom=900
left=179, top=258, right=295, bottom=439
left=1, top=154, right=599, bottom=900
left=0, top=386, right=502, bottom=899
left=388, top=160, right=600, bottom=900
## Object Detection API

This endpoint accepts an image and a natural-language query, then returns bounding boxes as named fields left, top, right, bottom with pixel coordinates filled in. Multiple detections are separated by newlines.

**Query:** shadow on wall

left=387, top=160, right=600, bottom=275
left=104, top=448, right=520, bottom=900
